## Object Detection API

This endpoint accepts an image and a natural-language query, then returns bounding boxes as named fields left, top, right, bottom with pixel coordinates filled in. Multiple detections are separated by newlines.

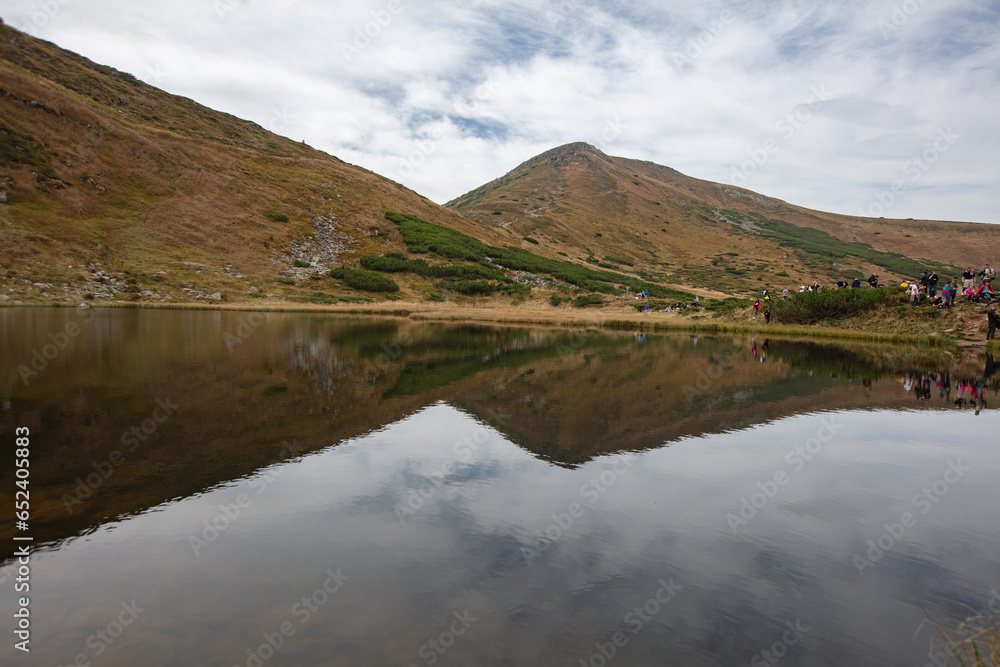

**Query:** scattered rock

left=208, top=292, right=222, bottom=300
left=280, top=214, right=358, bottom=277
left=0, top=191, right=7, bottom=204
left=0, top=295, right=9, bottom=302
left=78, top=302, right=90, bottom=308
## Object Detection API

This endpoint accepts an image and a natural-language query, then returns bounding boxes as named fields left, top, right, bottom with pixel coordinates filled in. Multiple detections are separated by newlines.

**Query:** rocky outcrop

left=279, top=214, right=358, bottom=278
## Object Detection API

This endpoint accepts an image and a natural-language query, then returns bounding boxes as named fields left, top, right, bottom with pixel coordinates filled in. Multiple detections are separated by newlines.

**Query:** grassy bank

left=0, top=299, right=965, bottom=347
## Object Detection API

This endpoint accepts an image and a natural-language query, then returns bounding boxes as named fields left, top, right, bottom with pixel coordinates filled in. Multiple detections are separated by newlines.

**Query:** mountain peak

left=531, top=141, right=602, bottom=162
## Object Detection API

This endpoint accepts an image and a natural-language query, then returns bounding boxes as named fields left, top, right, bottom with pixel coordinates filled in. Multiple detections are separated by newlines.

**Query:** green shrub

left=289, top=292, right=339, bottom=304
left=329, top=267, right=399, bottom=293
left=572, top=294, right=605, bottom=308
left=746, top=214, right=958, bottom=276
left=550, top=293, right=569, bottom=306
left=265, top=212, right=289, bottom=222
left=360, top=254, right=504, bottom=281
left=384, top=212, right=692, bottom=300
left=277, top=277, right=295, bottom=285
left=704, top=297, right=752, bottom=314
left=309, top=274, right=322, bottom=281
left=770, top=287, right=901, bottom=324
left=438, top=279, right=499, bottom=295
left=523, top=236, right=539, bottom=244
left=603, top=256, right=634, bottom=267
left=293, top=260, right=310, bottom=268
left=502, top=282, right=532, bottom=297
left=360, top=254, right=412, bottom=272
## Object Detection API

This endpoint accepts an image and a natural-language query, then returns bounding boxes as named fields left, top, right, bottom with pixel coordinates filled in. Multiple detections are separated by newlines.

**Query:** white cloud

left=4, top=0, right=997, bottom=222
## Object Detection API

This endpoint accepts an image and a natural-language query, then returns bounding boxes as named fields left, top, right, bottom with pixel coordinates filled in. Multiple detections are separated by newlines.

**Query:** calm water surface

left=1, top=308, right=998, bottom=667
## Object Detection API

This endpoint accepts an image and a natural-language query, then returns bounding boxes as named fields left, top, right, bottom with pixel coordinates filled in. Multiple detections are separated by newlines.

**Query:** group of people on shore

left=788, top=263, right=996, bottom=310
left=902, top=264, right=995, bottom=308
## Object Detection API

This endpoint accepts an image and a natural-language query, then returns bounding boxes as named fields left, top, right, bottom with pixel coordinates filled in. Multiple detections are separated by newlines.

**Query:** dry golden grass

left=447, top=143, right=1000, bottom=292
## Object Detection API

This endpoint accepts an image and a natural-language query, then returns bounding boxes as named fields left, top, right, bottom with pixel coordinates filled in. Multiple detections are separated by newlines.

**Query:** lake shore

left=4, top=298, right=987, bottom=347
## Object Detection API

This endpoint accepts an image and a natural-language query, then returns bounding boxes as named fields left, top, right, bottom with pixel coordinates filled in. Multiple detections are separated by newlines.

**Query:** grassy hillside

left=446, top=142, right=992, bottom=294
left=0, top=23, right=501, bottom=305
left=1, top=22, right=994, bottom=312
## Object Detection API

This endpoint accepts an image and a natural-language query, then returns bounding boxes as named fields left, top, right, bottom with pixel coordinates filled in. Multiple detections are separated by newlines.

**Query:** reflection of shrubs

left=572, top=294, right=605, bottom=308
left=329, top=267, right=400, bottom=293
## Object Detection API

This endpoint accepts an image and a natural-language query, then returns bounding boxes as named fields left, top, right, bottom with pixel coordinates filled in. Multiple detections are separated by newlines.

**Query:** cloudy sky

left=5, top=0, right=999, bottom=222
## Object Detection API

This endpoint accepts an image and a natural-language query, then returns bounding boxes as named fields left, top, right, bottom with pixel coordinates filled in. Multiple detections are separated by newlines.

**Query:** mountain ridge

left=445, top=141, right=995, bottom=291
left=1, top=22, right=996, bottom=307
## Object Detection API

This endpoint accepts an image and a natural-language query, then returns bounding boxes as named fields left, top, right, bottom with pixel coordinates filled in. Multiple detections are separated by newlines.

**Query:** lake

left=1, top=308, right=998, bottom=666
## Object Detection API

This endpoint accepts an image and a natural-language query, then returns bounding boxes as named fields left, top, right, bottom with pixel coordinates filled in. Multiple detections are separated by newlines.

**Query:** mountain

left=2, top=20, right=995, bottom=307
left=446, top=142, right=997, bottom=291
left=0, top=23, right=500, bottom=304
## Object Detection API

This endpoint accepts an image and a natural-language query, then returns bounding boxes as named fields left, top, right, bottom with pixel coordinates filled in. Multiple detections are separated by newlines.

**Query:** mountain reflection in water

left=0, top=309, right=998, bottom=667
